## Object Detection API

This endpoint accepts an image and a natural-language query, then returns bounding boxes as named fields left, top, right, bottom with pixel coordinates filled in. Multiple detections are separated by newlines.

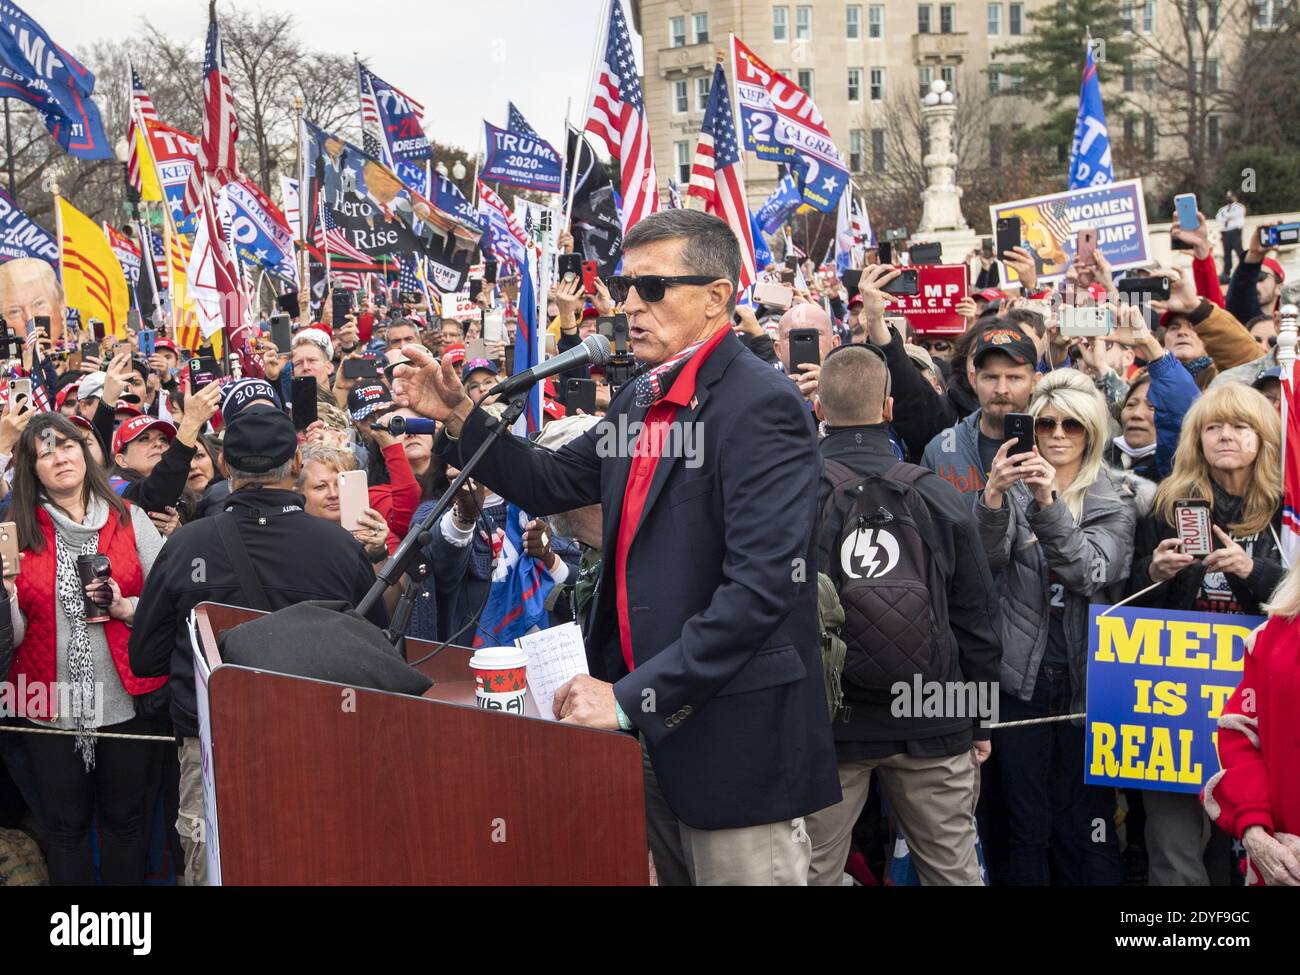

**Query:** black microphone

left=373, top=414, right=438, bottom=436
left=486, top=334, right=611, bottom=399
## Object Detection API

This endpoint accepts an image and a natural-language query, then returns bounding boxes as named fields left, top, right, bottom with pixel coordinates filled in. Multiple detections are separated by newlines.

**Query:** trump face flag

left=1068, top=45, right=1114, bottom=190
left=731, top=36, right=848, bottom=212
left=755, top=170, right=802, bottom=236
left=584, top=0, right=658, bottom=231
left=0, top=1, right=113, bottom=159
left=687, top=63, right=756, bottom=289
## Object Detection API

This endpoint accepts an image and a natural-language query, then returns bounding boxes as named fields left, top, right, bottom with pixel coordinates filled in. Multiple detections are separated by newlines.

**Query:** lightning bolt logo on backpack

left=841, top=527, right=900, bottom=579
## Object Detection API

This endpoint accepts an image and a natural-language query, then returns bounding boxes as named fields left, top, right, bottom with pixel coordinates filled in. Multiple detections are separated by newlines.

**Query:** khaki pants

left=177, top=737, right=207, bottom=886
left=641, top=738, right=810, bottom=886
left=806, top=749, right=983, bottom=886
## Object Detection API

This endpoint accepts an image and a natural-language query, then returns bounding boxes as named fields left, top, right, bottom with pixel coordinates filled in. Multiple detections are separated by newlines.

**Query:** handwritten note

left=516, top=623, right=589, bottom=721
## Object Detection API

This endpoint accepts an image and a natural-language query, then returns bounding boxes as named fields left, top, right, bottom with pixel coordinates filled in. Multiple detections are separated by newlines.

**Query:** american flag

left=356, top=62, right=387, bottom=163
left=584, top=0, right=658, bottom=231
left=125, top=63, right=157, bottom=195
left=687, top=63, right=757, bottom=289
left=183, top=8, right=241, bottom=214
left=148, top=229, right=168, bottom=290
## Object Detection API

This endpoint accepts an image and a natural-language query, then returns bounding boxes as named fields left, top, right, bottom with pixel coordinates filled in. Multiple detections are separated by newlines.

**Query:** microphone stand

left=357, top=390, right=529, bottom=654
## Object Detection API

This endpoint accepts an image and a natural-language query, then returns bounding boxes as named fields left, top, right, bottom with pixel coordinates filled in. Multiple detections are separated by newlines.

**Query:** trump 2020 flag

left=731, top=35, right=848, bottom=212
left=473, top=503, right=556, bottom=648
left=1068, top=45, right=1113, bottom=189
left=0, top=1, right=113, bottom=159
left=483, top=103, right=563, bottom=193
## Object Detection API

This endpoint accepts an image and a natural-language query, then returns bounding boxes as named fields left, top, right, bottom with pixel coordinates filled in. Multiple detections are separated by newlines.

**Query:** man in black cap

left=129, top=404, right=388, bottom=886
left=921, top=323, right=1041, bottom=506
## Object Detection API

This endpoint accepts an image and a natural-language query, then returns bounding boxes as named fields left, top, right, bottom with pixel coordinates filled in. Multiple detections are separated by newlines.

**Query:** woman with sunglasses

left=1127, top=383, right=1284, bottom=886
left=978, top=369, right=1137, bottom=885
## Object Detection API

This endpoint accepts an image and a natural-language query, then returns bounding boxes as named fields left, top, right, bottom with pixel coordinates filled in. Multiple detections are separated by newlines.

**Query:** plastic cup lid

left=468, top=646, right=528, bottom=670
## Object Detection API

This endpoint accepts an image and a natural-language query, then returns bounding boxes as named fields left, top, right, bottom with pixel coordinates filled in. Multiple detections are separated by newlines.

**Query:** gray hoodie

left=921, top=410, right=988, bottom=506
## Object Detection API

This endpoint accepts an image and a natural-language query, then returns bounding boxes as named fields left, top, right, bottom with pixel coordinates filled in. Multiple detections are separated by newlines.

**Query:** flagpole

left=562, top=123, right=581, bottom=230
left=729, top=33, right=752, bottom=200
left=566, top=0, right=610, bottom=230
left=3, top=101, right=14, bottom=198
left=557, top=96, right=571, bottom=218
left=295, top=96, right=310, bottom=328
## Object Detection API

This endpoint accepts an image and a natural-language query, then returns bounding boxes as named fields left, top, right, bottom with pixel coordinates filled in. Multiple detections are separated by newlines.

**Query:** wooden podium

left=192, top=603, right=648, bottom=885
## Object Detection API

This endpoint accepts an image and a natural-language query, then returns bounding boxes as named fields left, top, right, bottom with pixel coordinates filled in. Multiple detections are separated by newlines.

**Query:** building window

left=675, top=141, right=690, bottom=184
left=1208, top=115, right=1221, bottom=150
left=1142, top=0, right=1156, bottom=32
left=850, top=129, right=866, bottom=171
left=1123, top=116, right=1137, bottom=145
left=918, top=4, right=932, bottom=34
left=670, top=16, right=686, bottom=48
left=987, top=3, right=1001, bottom=34
left=940, top=4, right=955, bottom=33
left=869, top=4, right=884, bottom=37
left=918, top=65, right=933, bottom=96
left=871, top=128, right=886, bottom=172
left=941, top=65, right=956, bottom=90
left=847, top=5, right=862, bottom=39
left=1009, top=2, right=1023, bottom=34
left=672, top=80, right=688, bottom=114
left=796, top=5, right=813, bottom=39
left=848, top=67, right=862, bottom=101
left=1255, top=1, right=1276, bottom=28
left=1123, top=62, right=1134, bottom=92
left=1143, top=59, right=1156, bottom=92
left=693, top=12, right=709, bottom=43
left=1207, top=0, right=1219, bottom=29
left=696, top=74, right=712, bottom=111
left=1121, top=3, right=1134, bottom=31
left=1205, top=59, right=1220, bottom=91
left=988, top=67, right=1001, bottom=94
left=797, top=68, right=814, bottom=96
left=990, top=124, right=1002, bottom=167
left=774, top=6, right=789, bottom=40
left=1144, top=115, right=1157, bottom=155
left=869, top=67, right=885, bottom=101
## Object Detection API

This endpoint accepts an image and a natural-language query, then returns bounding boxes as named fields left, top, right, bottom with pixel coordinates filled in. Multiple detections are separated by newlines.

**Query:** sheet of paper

left=517, top=623, right=589, bottom=721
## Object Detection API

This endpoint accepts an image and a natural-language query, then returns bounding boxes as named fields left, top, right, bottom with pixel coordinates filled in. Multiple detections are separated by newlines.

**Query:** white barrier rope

left=0, top=724, right=174, bottom=742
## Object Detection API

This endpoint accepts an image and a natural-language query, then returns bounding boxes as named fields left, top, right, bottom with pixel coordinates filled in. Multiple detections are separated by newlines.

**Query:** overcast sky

left=41, top=0, right=624, bottom=151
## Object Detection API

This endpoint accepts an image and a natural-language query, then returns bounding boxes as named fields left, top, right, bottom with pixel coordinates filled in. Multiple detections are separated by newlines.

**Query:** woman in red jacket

left=1202, top=559, right=1300, bottom=885
left=6, top=412, right=166, bottom=884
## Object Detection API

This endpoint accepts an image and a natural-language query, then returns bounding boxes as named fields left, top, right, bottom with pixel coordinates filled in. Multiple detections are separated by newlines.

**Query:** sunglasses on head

left=604, top=274, right=721, bottom=303
left=1034, top=415, right=1086, bottom=436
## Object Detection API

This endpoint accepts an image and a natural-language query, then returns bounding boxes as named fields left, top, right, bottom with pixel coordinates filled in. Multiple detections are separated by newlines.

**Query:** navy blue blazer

left=439, top=328, right=840, bottom=830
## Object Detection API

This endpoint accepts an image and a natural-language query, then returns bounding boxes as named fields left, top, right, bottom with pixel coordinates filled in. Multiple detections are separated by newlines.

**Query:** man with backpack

left=804, top=343, right=1002, bottom=885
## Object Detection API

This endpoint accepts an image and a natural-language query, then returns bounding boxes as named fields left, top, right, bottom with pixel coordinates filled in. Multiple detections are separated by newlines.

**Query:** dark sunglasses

left=605, top=274, right=720, bottom=303
left=1034, top=416, right=1087, bottom=436
left=919, top=339, right=951, bottom=352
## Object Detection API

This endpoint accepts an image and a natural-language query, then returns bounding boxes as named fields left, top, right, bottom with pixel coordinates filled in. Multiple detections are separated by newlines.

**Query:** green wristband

left=614, top=699, right=633, bottom=732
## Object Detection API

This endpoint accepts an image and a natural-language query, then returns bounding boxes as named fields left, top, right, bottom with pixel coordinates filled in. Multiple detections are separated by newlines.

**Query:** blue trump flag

left=1068, top=45, right=1113, bottom=189
left=0, top=186, right=57, bottom=268
left=755, top=171, right=802, bottom=235
left=0, top=1, right=112, bottom=159
left=482, top=103, right=563, bottom=193
left=750, top=208, right=772, bottom=270
left=513, top=257, right=543, bottom=434
left=473, top=503, right=556, bottom=648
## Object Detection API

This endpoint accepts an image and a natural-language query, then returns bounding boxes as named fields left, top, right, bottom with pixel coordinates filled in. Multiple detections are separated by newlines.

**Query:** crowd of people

left=0, top=200, right=1296, bottom=887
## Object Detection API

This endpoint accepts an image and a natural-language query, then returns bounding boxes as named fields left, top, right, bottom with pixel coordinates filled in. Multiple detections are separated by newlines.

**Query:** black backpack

left=819, top=458, right=952, bottom=695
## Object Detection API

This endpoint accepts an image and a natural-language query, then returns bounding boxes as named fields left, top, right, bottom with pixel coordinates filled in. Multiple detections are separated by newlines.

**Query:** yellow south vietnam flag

left=136, top=126, right=163, bottom=202
left=56, top=196, right=130, bottom=338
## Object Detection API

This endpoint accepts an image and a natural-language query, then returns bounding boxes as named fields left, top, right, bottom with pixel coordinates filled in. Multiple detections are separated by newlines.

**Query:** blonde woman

left=1201, top=560, right=1300, bottom=886
left=296, top=444, right=391, bottom=567
left=1129, top=382, right=1284, bottom=886
left=1133, top=383, right=1283, bottom=618
left=977, top=368, right=1138, bottom=885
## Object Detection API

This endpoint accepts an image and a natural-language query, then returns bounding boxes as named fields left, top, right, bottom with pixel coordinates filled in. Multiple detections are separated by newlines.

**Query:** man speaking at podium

left=397, top=210, right=839, bottom=885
